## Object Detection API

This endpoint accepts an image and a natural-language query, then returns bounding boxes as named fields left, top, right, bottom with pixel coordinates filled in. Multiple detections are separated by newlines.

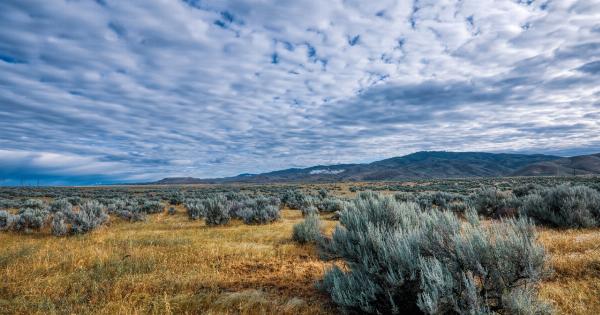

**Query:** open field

left=0, top=208, right=340, bottom=315
left=1, top=178, right=600, bottom=314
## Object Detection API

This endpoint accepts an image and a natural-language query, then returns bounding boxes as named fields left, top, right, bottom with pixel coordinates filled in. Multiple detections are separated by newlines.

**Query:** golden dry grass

left=538, top=227, right=600, bottom=315
left=0, top=209, right=337, bottom=315
left=0, top=208, right=599, bottom=314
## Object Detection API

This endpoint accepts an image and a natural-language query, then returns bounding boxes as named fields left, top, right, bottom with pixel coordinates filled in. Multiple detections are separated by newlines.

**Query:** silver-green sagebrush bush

left=319, top=193, right=550, bottom=314
left=238, top=204, right=280, bottom=224
left=472, top=187, right=521, bottom=218
left=23, top=198, right=45, bottom=209
left=49, top=198, right=73, bottom=213
left=316, top=197, right=346, bottom=213
left=283, top=190, right=313, bottom=210
left=292, top=214, right=321, bottom=244
left=14, top=208, right=49, bottom=232
left=0, top=210, right=17, bottom=231
left=521, top=184, right=600, bottom=228
left=185, top=199, right=206, bottom=220
left=301, top=205, right=319, bottom=217
left=204, top=194, right=231, bottom=226
left=51, top=211, right=69, bottom=236
left=236, top=196, right=281, bottom=224
left=71, top=200, right=109, bottom=234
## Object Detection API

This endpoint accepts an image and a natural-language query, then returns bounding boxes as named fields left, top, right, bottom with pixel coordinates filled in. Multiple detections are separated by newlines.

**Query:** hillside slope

left=513, top=153, right=600, bottom=176
left=153, top=151, right=570, bottom=184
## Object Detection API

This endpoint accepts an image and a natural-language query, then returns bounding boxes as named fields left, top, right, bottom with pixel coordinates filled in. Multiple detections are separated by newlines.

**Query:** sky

left=1, top=0, right=600, bottom=185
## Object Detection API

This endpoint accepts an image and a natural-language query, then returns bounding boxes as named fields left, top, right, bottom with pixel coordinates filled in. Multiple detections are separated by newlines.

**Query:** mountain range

left=151, top=151, right=600, bottom=184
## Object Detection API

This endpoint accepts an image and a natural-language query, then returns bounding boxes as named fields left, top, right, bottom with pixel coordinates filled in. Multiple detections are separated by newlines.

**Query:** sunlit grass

left=538, top=227, right=600, bottom=315
left=0, top=207, right=598, bottom=314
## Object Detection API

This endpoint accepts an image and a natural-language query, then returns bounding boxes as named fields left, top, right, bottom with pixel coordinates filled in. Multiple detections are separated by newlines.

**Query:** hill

left=152, top=151, right=577, bottom=184
left=513, top=153, right=600, bottom=176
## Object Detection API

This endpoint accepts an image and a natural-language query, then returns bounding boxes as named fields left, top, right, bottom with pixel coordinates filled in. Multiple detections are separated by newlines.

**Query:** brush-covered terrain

left=1, top=177, right=599, bottom=314
left=153, top=152, right=600, bottom=184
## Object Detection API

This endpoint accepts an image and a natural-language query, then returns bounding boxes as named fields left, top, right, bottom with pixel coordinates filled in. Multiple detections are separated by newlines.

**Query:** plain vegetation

left=0, top=176, right=599, bottom=314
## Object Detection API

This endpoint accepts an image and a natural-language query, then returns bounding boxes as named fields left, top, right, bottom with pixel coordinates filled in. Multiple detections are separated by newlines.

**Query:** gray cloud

left=0, top=0, right=599, bottom=184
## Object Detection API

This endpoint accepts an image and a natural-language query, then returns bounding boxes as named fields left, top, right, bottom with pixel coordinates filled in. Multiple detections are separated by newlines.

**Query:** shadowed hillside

left=154, top=151, right=565, bottom=184
left=513, top=153, right=600, bottom=176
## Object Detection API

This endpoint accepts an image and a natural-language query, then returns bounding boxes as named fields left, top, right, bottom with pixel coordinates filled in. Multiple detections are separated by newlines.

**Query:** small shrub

left=513, top=183, right=542, bottom=197
left=292, top=214, right=321, bottom=244
left=71, top=200, right=109, bottom=234
left=416, top=194, right=432, bottom=210
left=204, top=195, right=231, bottom=226
left=14, top=208, right=49, bottom=232
left=430, top=191, right=462, bottom=210
left=318, top=188, right=329, bottom=198
left=301, top=205, right=319, bottom=217
left=51, top=212, right=69, bottom=236
left=0, top=210, right=17, bottom=231
left=521, top=184, right=600, bottom=228
left=471, top=187, right=519, bottom=218
left=168, top=206, right=176, bottom=215
left=185, top=199, right=205, bottom=220
left=394, top=192, right=415, bottom=202
left=238, top=205, right=280, bottom=224
left=67, top=196, right=82, bottom=206
left=117, top=209, right=147, bottom=222
left=106, top=199, right=146, bottom=222
left=50, top=198, right=73, bottom=213
left=283, top=190, right=313, bottom=210
left=319, top=193, right=549, bottom=314
left=448, top=202, right=467, bottom=213
left=141, top=200, right=163, bottom=214
left=169, top=191, right=185, bottom=205
left=316, top=197, right=345, bottom=213
left=22, top=198, right=45, bottom=209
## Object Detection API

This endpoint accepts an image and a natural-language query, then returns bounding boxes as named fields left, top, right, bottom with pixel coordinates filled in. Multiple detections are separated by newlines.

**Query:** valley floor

left=0, top=209, right=598, bottom=314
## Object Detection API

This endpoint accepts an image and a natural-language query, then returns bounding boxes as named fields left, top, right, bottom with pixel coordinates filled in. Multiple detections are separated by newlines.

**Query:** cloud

left=578, top=60, right=600, bottom=74
left=0, top=0, right=599, bottom=184
left=0, top=150, right=142, bottom=185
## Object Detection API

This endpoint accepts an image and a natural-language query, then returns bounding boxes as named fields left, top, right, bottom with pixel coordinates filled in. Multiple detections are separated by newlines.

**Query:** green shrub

left=169, top=191, right=185, bottom=205
left=292, top=214, right=321, bottom=244
left=141, top=200, right=163, bottom=214
left=472, top=187, right=520, bottom=218
left=394, top=192, right=415, bottom=202
left=22, top=199, right=45, bottom=209
left=316, top=197, right=346, bottom=213
left=319, top=193, right=549, bottom=314
left=51, top=212, right=69, bottom=236
left=14, top=208, right=49, bottom=232
left=513, top=183, right=542, bottom=197
left=185, top=199, right=205, bottom=220
left=71, top=200, right=109, bottom=234
left=0, top=210, right=16, bottom=231
left=283, top=190, right=312, bottom=210
left=238, top=205, right=280, bottom=224
left=204, top=194, right=231, bottom=226
left=301, top=205, right=319, bottom=217
left=49, top=198, right=73, bottom=213
left=448, top=202, right=467, bottom=213
left=521, top=184, right=600, bottom=228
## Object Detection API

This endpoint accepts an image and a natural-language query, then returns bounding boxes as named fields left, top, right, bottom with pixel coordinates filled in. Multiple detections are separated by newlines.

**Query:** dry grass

left=0, top=209, right=337, bottom=314
left=538, top=227, right=600, bottom=315
left=0, top=208, right=599, bottom=314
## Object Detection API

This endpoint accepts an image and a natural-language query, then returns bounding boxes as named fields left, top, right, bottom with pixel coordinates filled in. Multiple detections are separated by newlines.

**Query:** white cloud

left=0, top=0, right=599, bottom=183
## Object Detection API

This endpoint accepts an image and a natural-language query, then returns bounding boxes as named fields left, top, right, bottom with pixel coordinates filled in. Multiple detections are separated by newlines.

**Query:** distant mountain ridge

left=512, top=153, right=600, bottom=176
left=151, top=151, right=600, bottom=184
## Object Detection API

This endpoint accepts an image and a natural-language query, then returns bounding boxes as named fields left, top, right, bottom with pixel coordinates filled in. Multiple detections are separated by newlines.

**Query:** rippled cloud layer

left=1, top=0, right=599, bottom=184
